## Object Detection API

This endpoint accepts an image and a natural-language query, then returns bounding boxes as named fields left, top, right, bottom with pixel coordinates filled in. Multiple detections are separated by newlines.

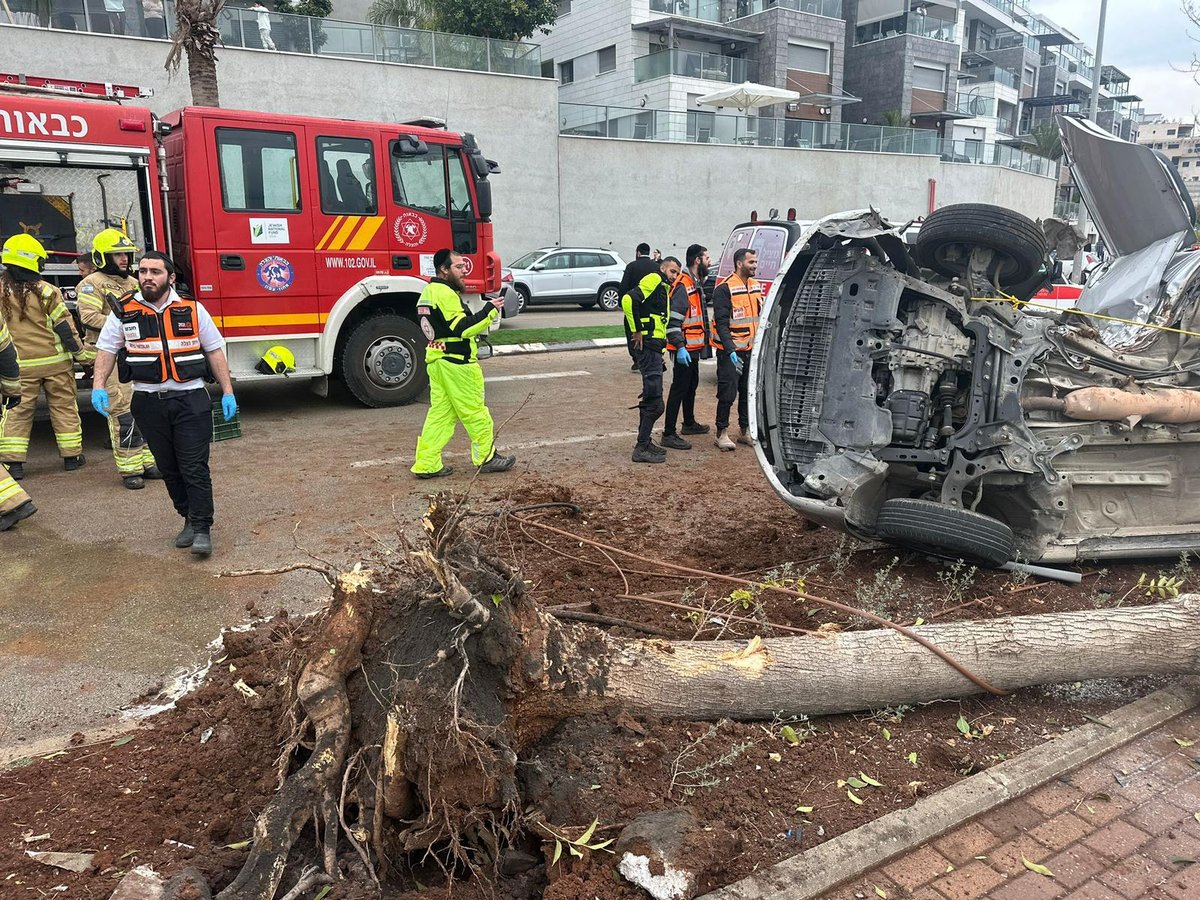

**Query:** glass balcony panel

left=633, top=49, right=747, bottom=83
left=740, top=0, right=843, bottom=18
left=649, top=0, right=721, bottom=22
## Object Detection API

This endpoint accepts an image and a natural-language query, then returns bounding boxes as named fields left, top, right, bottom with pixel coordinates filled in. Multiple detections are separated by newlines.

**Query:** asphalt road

left=499, top=305, right=623, bottom=330
left=0, top=347, right=727, bottom=749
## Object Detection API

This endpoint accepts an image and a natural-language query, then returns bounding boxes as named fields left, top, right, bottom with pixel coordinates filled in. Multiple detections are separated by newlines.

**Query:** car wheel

left=597, top=284, right=622, bottom=312
left=916, top=203, right=1047, bottom=288
left=514, top=285, right=530, bottom=314
left=339, top=313, right=426, bottom=408
left=874, top=498, right=1015, bottom=568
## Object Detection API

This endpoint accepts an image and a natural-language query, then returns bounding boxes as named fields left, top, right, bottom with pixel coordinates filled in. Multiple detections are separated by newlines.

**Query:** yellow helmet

left=255, top=345, right=296, bottom=375
left=1, top=233, right=47, bottom=273
left=91, top=228, right=139, bottom=269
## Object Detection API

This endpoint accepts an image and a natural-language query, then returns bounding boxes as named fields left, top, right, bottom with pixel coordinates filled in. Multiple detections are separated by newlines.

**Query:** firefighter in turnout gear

left=0, top=306, right=36, bottom=530
left=622, top=256, right=682, bottom=463
left=661, top=244, right=713, bottom=450
left=410, top=249, right=516, bottom=479
left=0, top=234, right=86, bottom=479
left=77, top=229, right=162, bottom=490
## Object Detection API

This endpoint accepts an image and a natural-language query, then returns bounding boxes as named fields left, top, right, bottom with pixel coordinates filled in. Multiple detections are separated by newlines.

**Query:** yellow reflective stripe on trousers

left=0, top=477, right=24, bottom=504
left=18, top=351, right=70, bottom=366
left=54, top=431, right=82, bottom=451
left=0, top=438, right=29, bottom=452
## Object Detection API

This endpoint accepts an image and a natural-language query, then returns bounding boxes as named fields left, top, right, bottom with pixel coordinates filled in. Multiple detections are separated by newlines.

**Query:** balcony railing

left=1053, top=199, right=1083, bottom=222
left=993, top=31, right=1039, bottom=53
left=738, top=0, right=844, bottom=18
left=0, top=0, right=542, bottom=77
left=963, top=66, right=1019, bottom=90
left=633, top=49, right=749, bottom=84
left=856, top=13, right=956, bottom=45
left=649, top=0, right=722, bottom=22
left=559, top=102, right=1056, bottom=177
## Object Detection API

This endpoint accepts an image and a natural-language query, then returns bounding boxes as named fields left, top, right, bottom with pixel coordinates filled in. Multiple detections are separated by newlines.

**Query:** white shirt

left=96, top=287, right=225, bottom=392
left=252, top=4, right=271, bottom=28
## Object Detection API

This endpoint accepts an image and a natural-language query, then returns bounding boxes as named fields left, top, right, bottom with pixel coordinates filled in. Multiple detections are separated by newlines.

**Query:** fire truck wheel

left=340, top=313, right=427, bottom=408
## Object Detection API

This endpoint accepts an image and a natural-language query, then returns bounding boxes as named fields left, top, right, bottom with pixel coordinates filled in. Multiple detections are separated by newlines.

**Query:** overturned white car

left=752, top=115, right=1200, bottom=566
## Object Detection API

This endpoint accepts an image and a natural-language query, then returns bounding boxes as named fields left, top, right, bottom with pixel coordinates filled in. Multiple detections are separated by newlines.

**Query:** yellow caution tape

left=973, top=290, right=1200, bottom=341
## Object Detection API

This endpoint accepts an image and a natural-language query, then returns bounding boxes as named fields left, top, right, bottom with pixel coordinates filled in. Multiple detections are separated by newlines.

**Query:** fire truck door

left=384, top=140, right=456, bottom=282
left=206, top=123, right=319, bottom=338
left=309, top=131, right=389, bottom=312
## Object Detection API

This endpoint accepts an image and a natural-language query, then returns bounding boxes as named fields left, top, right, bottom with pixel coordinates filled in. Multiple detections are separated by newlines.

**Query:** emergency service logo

left=393, top=212, right=428, bottom=248
left=461, top=256, right=474, bottom=277
left=257, top=255, right=294, bottom=293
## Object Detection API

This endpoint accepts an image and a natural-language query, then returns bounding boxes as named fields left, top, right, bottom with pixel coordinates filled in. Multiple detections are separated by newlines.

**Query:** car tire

left=339, top=313, right=426, bottom=408
left=916, top=203, right=1047, bottom=288
left=513, top=284, right=530, bottom=314
left=597, top=284, right=622, bottom=312
left=874, top=498, right=1015, bottom=568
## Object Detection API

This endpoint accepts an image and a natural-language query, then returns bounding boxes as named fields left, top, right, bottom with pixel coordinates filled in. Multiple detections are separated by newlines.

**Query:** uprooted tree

left=176, top=497, right=1198, bottom=899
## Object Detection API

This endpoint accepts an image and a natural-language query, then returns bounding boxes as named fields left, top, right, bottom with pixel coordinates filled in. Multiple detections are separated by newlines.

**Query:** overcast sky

left=1035, top=0, right=1200, bottom=119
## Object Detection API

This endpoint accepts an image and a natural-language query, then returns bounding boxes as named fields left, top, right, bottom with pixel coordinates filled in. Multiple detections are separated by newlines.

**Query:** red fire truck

left=0, top=74, right=508, bottom=406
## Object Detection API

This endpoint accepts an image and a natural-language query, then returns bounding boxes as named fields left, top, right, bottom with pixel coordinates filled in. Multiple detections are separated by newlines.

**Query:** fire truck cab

left=0, top=74, right=504, bottom=407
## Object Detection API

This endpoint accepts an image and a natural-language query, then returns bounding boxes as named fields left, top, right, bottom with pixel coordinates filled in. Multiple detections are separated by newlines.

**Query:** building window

left=1185, top=161, right=1192, bottom=167
left=1173, top=156, right=1182, bottom=164
left=787, top=40, right=831, bottom=75
left=557, top=0, right=571, bottom=14
left=597, top=45, right=617, bottom=74
left=216, top=128, right=300, bottom=213
left=317, top=136, right=376, bottom=215
left=1168, top=128, right=1176, bottom=135
left=913, top=62, right=947, bottom=92
left=1022, top=66, right=1035, bottom=87
left=541, top=58, right=555, bottom=78
left=559, top=59, right=574, bottom=85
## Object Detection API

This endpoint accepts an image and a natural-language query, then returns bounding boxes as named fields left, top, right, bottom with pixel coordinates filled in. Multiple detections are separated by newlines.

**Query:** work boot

left=414, top=467, right=454, bottom=480
left=63, top=454, right=86, bottom=471
left=660, top=433, right=692, bottom=450
left=681, top=422, right=711, bottom=435
left=630, top=362, right=639, bottom=372
left=5, top=462, right=23, bottom=481
left=174, top=521, right=195, bottom=548
left=123, top=474, right=146, bottom=491
left=0, top=500, right=36, bottom=531
left=737, top=428, right=756, bottom=447
left=142, top=465, right=164, bottom=480
left=191, top=530, right=213, bottom=557
left=632, top=442, right=666, bottom=464
left=479, top=453, right=516, bottom=473
left=715, top=430, right=736, bottom=452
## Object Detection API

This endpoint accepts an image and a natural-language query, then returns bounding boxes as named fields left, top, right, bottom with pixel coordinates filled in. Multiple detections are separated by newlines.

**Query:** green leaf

left=847, top=789, right=864, bottom=804
left=552, top=839, right=562, bottom=865
left=874, top=886, right=889, bottom=899
left=956, top=716, right=971, bottom=735
left=914, top=617, right=925, bottom=625
left=1171, top=855, right=1197, bottom=866
left=491, top=593, right=503, bottom=607
left=314, top=888, right=333, bottom=900
left=860, top=772, right=883, bottom=787
left=589, top=838, right=615, bottom=851
left=907, top=752, right=918, bottom=766
left=577, top=818, right=598, bottom=844
left=111, top=735, right=134, bottom=747
left=882, top=727, right=892, bottom=741
left=568, top=844, right=584, bottom=858
left=781, top=725, right=800, bottom=745
left=224, top=840, right=252, bottom=850
left=1176, top=738, right=1196, bottom=748
left=1022, top=858, right=1054, bottom=877
left=795, top=805, right=814, bottom=814
left=847, top=776, right=867, bottom=789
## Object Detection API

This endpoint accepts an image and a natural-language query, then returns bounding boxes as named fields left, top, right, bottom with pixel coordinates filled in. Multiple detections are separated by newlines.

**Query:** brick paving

left=822, top=707, right=1200, bottom=900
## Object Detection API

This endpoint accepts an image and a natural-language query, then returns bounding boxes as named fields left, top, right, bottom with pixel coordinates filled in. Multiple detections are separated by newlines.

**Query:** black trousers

left=623, top=318, right=638, bottom=363
left=131, top=388, right=215, bottom=531
left=715, top=350, right=750, bottom=432
left=664, top=350, right=700, bottom=436
left=635, top=340, right=666, bottom=445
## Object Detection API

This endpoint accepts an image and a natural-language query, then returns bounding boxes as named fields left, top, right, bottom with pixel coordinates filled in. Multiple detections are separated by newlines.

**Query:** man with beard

left=660, top=243, right=713, bottom=450
left=76, top=229, right=162, bottom=490
left=411, top=249, right=515, bottom=479
left=623, top=255, right=682, bottom=463
left=90, top=252, right=237, bottom=558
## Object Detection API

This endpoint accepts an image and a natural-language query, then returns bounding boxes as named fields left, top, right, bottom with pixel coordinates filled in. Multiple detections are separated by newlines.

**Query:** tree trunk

left=188, top=52, right=220, bottom=107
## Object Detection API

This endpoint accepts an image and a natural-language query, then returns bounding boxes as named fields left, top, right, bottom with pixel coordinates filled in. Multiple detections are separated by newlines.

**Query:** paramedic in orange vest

left=711, top=248, right=761, bottom=451
left=661, top=243, right=713, bottom=450
left=89, top=251, right=237, bottom=558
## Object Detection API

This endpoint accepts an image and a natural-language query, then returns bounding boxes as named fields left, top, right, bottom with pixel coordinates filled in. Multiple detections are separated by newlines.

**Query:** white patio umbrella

left=695, top=82, right=801, bottom=111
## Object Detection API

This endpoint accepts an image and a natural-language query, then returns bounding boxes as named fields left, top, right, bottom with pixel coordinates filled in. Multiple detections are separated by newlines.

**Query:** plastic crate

left=213, top=406, right=242, bottom=442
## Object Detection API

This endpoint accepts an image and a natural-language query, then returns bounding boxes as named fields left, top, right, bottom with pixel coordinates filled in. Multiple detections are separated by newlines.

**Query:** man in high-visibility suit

left=622, top=255, right=682, bottom=463
left=661, top=243, right=713, bottom=450
left=76, top=229, right=162, bottom=490
left=411, top=249, right=516, bottom=479
left=0, top=305, right=36, bottom=530
left=0, top=234, right=86, bottom=479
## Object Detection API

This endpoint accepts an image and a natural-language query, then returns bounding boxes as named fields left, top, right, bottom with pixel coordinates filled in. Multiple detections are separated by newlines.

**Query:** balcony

left=649, top=0, right=721, bottom=22
left=856, top=12, right=956, bottom=45
left=0, top=0, right=542, bottom=77
left=633, top=49, right=749, bottom=84
left=559, top=101, right=1056, bottom=176
left=992, top=31, right=1039, bottom=53
left=963, top=66, right=1020, bottom=90
left=737, top=0, right=844, bottom=18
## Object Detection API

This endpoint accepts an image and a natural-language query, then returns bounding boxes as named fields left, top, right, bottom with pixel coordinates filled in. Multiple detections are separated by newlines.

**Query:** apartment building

left=1138, top=119, right=1200, bottom=207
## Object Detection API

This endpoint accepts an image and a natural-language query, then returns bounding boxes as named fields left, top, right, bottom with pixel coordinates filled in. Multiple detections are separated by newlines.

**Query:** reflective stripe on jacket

left=711, top=273, right=761, bottom=352
left=118, top=294, right=209, bottom=383
left=667, top=270, right=708, bottom=352
left=418, top=279, right=496, bottom=365
left=622, top=271, right=670, bottom=341
left=1, top=280, right=75, bottom=372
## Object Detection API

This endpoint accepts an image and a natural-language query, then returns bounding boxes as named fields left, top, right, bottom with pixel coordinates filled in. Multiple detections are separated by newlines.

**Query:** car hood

left=1058, top=115, right=1194, bottom=258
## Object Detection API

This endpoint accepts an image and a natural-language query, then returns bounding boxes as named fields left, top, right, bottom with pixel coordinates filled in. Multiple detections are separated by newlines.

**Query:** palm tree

left=879, top=109, right=905, bottom=127
left=165, top=0, right=224, bottom=107
left=367, top=0, right=435, bottom=28
left=1030, top=122, right=1063, bottom=161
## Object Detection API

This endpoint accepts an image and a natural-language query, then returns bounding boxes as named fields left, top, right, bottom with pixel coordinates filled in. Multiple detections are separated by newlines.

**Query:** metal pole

left=1087, top=0, right=1108, bottom=122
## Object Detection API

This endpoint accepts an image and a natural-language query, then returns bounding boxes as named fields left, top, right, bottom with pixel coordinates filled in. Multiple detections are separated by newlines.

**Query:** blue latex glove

left=730, top=351, right=744, bottom=375
left=221, top=393, right=238, bottom=422
left=91, top=388, right=110, bottom=416
left=676, top=347, right=692, bottom=366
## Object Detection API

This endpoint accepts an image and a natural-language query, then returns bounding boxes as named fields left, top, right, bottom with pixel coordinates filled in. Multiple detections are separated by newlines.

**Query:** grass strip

left=489, top=324, right=625, bottom=346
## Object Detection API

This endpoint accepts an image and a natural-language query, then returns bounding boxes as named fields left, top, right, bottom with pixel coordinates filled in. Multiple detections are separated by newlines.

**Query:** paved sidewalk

left=825, top=707, right=1200, bottom=899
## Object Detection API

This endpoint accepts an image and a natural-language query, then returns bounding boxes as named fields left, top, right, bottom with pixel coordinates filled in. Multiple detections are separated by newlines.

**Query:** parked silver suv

left=502, top=247, right=627, bottom=313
